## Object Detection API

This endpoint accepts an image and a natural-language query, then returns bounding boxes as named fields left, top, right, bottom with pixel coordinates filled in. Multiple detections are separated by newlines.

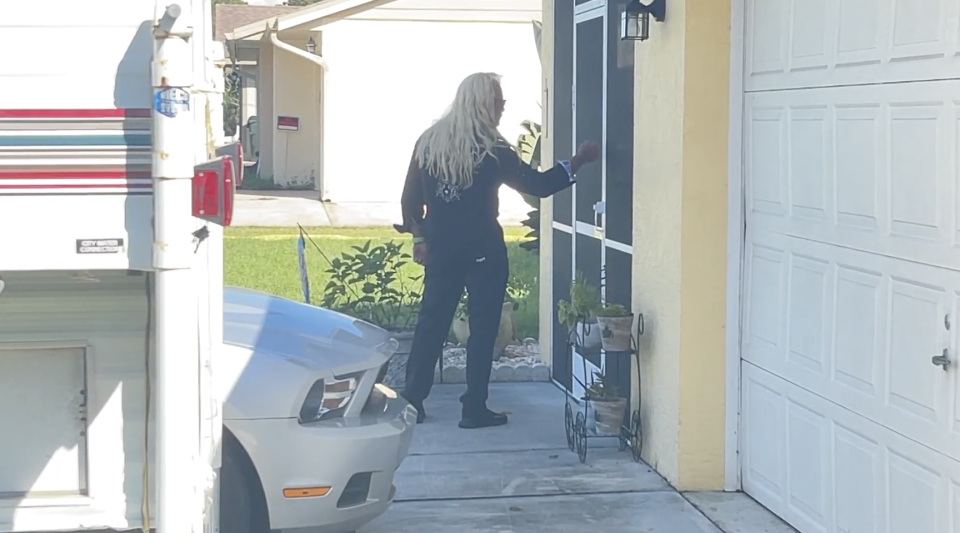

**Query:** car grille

left=337, top=472, right=371, bottom=508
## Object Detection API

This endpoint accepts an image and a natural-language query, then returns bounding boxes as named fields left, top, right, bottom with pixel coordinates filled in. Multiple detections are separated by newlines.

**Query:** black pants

left=403, top=244, right=509, bottom=413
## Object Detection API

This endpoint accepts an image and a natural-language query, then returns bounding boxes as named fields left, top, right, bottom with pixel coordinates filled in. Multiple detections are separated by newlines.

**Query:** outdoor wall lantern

left=306, top=37, right=317, bottom=54
left=621, top=0, right=666, bottom=42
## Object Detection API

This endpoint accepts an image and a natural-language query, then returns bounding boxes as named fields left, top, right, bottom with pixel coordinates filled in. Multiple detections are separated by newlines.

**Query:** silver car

left=217, top=287, right=417, bottom=533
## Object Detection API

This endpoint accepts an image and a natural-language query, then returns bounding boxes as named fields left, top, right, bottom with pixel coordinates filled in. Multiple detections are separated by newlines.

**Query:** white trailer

left=0, top=1, right=232, bottom=531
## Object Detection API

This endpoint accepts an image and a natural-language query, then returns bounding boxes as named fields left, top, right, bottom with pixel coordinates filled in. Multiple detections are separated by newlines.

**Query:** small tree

left=284, top=0, right=323, bottom=5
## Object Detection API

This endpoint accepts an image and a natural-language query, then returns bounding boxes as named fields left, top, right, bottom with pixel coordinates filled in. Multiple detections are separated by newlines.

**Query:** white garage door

left=740, top=1, right=960, bottom=532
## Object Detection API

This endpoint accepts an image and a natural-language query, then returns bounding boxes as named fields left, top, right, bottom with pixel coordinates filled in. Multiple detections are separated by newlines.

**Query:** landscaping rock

left=383, top=340, right=551, bottom=386
left=512, top=364, right=534, bottom=382
left=442, top=365, right=465, bottom=383
left=495, top=365, right=516, bottom=382
left=531, top=365, right=551, bottom=382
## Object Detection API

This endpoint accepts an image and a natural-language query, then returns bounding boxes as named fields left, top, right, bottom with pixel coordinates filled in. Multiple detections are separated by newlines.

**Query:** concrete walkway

left=361, top=383, right=794, bottom=533
left=233, top=191, right=529, bottom=227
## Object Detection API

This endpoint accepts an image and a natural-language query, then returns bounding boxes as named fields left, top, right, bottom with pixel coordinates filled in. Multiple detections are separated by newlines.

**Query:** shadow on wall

left=114, top=19, right=158, bottom=524
left=116, top=20, right=155, bottom=272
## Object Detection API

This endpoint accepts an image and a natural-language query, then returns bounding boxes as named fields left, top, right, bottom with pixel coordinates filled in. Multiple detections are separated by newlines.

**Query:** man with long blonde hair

left=396, top=72, right=600, bottom=428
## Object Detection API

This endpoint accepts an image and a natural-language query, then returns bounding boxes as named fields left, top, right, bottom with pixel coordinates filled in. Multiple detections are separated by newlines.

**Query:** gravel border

left=382, top=340, right=550, bottom=388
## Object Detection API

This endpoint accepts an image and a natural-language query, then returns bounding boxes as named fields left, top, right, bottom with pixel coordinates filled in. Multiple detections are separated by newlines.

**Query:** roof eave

left=229, top=0, right=397, bottom=40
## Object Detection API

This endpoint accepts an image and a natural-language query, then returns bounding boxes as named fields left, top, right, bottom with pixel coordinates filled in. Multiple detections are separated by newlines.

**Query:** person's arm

left=499, top=145, right=579, bottom=198
left=394, top=149, right=425, bottom=235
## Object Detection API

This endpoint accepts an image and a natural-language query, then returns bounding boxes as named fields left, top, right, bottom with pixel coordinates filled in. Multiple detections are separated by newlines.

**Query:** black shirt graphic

left=397, top=141, right=574, bottom=257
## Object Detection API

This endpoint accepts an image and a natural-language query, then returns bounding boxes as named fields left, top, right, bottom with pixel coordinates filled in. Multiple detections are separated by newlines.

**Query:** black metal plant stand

left=563, top=314, right=644, bottom=464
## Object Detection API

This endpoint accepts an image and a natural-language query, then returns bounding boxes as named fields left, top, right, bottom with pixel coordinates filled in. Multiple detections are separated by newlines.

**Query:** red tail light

left=192, top=155, right=236, bottom=226
left=216, top=141, right=244, bottom=187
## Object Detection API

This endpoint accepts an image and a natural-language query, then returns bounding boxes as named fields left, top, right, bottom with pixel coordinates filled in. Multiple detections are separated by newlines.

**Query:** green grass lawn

left=224, top=226, right=541, bottom=340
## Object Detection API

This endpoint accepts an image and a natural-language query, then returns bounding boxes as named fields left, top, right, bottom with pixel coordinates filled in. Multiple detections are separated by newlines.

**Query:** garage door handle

left=932, top=349, right=950, bottom=371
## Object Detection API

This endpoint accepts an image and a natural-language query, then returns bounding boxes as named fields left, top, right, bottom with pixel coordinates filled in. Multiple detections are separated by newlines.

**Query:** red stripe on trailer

left=0, top=109, right=152, bottom=119
left=0, top=171, right=152, bottom=180
left=0, top=183, right=153, bottom=190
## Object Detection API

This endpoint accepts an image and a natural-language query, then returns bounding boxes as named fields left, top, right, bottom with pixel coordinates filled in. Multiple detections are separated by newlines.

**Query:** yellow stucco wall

left=633, top=0, right=731, bottom=490
left=675, top=0, right=732, bottom=490
left=632, top=0, right=685, bottom=483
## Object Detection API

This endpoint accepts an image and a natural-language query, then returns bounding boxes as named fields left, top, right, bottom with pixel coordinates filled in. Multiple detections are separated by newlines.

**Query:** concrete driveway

left=233, top=191, right=530, bottom=227
left=361, top=383, right=794, bottom=533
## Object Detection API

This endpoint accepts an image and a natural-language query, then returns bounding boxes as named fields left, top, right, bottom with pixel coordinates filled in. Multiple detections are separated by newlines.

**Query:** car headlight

left=298, top=372, right=362, bottom=423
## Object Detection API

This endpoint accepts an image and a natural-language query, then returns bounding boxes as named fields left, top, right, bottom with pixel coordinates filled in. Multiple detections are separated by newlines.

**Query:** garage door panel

left=786, top=254, right=831, bottom=374
left=743, top=362, right=960, bottom=533
left=833, top=264, right=884, bottom=397
left=788, top=106, right=829, bottom=222
left=746, top=105, right=789, bottom=216
left=743, top=241, right=788, bottom=364
left=745, top=0, right=960, bottom=92
left=745, top=81, right=960, bottom=271
left=888, top=278, right=950, bottom=424
left=741, top=370, right=787, bottom=506
left=743, top=231, right=960, bottom=459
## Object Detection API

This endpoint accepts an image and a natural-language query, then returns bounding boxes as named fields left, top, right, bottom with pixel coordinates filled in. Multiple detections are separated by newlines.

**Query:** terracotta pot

left=591, top=397, right=627, bottom=436
left=597, top=314, right=634, bottom=352
left=576, top=321, right=602, bottom=351
left=452, top=317, right=470, bottom=345
left=449, top=302, right=515, bottom=361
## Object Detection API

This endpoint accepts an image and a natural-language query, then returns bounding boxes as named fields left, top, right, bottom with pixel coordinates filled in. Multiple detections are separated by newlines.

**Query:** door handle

left=593, top=201, right=605, bottom=234
left=932, top=348, right=951, bottom=371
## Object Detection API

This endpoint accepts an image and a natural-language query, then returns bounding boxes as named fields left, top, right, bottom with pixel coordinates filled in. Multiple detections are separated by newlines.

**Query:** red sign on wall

left=277, top=116, right=300, bottom=132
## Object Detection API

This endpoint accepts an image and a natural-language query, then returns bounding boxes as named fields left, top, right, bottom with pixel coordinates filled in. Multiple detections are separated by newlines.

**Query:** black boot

left=459, top=407, right=508, bottom=429
left=401, top=393, right=426, bottom=424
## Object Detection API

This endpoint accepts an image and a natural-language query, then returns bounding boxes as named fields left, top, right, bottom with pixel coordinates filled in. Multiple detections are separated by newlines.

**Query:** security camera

left=0, top=276, right=5, bottom=297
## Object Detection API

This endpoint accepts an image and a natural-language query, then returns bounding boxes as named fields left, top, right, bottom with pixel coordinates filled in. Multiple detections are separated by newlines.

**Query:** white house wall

left=320, top=12, right=542, bottom=216
left=271, top=42, right=323, bottom=188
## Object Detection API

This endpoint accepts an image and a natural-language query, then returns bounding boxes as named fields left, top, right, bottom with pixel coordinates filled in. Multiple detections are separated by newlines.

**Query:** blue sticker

left=154, top=87, right=190, bottom=119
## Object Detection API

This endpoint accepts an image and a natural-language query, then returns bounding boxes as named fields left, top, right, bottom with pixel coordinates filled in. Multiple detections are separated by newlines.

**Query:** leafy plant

left=516, top=20, right=545, bottom=255
left=517, top=120, right=542, bottom=169
left=585, top=371, right=621, bottom=400
left=320, top=240, right=422, bottom=331
left=517, top=120, right=543, bottom=253
left=556, top=271, right=601, bottom=329
left=596, top=302, right=630, bottom=318
left=223, top=67, right=241, bottom=138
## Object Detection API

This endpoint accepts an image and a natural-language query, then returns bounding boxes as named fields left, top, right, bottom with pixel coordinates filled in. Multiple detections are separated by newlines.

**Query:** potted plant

left=451, top=291, right=518, bottom=361
left=556, top=272, right=601, bottom=350
left=451, top=294, right=470, bottom=345
left=320, top=240, right=422, bottom=388
left=585, top=371, right=627, bottom=436
left=596, top=303, right=634, bottom=352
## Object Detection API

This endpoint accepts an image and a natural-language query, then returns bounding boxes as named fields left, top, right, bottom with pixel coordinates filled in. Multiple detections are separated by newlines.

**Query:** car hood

left=223, top=286, right=396, bottom=375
